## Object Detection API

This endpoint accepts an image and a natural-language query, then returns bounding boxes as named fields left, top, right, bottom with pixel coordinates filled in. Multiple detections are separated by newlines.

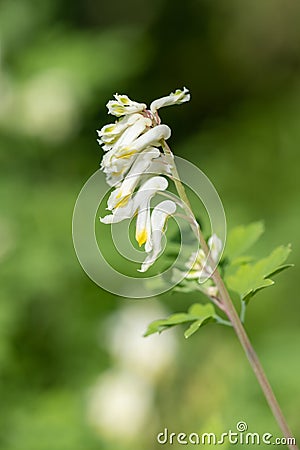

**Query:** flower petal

left=150, top=87, right=190, bottom=113
left=134, top=177, right=169, bottom=247
left=99, top=115, right=152, bottom=152
left=145, top=154, right=172, bottom=176
left=107, top=94, right=147, bottom=117
left=97, top=114, right=142, bottom=144
left=100, top=196, right=136, bottom=224
left=138, top=200, right=176, bottom=272
left=130, top=125, right=171, bottom=152
left=107, top=148, right=161, bottom=210
left=208, top=234, right=222, bottom=263
left=100, top=124, right=171, bottom=186
left=100, top=176, right=168, bottom=225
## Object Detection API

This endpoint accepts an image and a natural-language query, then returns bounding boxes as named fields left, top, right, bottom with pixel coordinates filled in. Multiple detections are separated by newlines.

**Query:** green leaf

left=225, top=245, right=292, bottom=303
left=228, top=255, right=255, bottom=267
left=184, top=320, right=205, bottom=339
left=225, top=222, right=265, bottom=261
left=188, top=303, right=214, bottom=317
left=144, top=314, right=196, bottom=337
left=144, top=303, right=215, bottom=337
left=184, top=305, right=216, bottom=339
left=255, top=245, right=292, bottom=278
left=265, top=264, right=294, bottom=277
left=157, top=313, right=194, bottom=325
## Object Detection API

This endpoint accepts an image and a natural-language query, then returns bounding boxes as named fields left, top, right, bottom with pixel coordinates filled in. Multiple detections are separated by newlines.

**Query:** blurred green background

left=1, top=0, right=299, bottom=448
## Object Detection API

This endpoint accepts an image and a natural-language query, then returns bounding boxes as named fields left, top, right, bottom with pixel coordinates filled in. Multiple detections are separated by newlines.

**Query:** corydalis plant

left=98, top=89, right=297, bottom=450
left=98, top=88, right=190, bottom=272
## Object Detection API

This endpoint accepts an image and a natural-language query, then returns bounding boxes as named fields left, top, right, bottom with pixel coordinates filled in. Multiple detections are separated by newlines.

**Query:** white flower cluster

left=98, top=88, right=190, bottom=272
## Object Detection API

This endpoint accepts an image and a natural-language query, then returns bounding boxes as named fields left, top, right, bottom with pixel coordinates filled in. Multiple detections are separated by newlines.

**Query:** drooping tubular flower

left=150, top=87, right=190, bottom=114
left=185, top=234, right=222, bottom=281
left=98, top=88, right=190, bottom=272
left=138, top=200, right=177, bottom=273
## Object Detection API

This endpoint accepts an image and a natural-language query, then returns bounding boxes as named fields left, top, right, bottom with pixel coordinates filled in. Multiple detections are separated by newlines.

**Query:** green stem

left=160, top=140, right=203, bottom=245
left=215, top=315, right=232, bottom=327
left=240, top=299, right=247, bottom=323
left=211, top=271, right=297, bottom=450
left=161, top=139, right=298, bottom=450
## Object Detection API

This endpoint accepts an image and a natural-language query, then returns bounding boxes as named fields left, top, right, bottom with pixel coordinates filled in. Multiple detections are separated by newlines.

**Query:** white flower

left=100, top=124, right=171, bottom=187
left=98, top=115, right=152, bottom=153
left=106, top=94, right=147, bottom=117
left=134, top=178, right=169, bottom=248
left=185, top=249, right=206, bottom=280
left=100, top=192, right=136, bottom=224
left=129, top=124, right=171, bottom=150
left=100, top=176, right=169, bottom=250
left=150, top=87, right=190, bottom=113
left=208, top=233, right=222, bottom=263
left=106, top=147, right=161, bottom=210
left=101, top=152, right=136, bottom=187
left=97, top=113, right=142, bottom=145
left=185, top=233, right=222, bottom=282
left=146, top=153, right=172, bottom=176
left=139, top=200, right=176, bottom=272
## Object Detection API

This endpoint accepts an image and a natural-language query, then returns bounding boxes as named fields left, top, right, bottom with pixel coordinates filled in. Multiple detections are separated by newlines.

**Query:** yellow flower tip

left=114, top=194, right=130, bottom=209
left=117, top=148, right=137, bottom=159
left=136, top=229, right=148, bottom=247
left=117, top=95, right=131, bottom=105
left=104, top=125, right=115, bottom=133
